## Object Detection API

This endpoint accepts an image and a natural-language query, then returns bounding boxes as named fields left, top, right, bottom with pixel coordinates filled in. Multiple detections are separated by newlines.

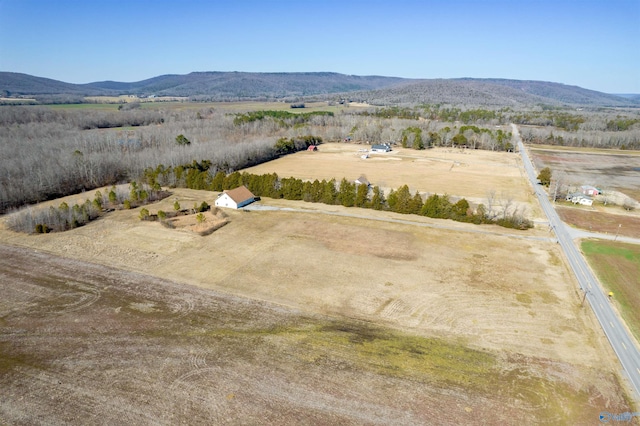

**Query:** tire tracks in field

left=245, top=204, right=555, bottom=243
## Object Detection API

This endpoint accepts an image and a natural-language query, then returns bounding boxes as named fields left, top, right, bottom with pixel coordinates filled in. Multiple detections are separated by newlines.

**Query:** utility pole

left=581, top=289, right=589, bottom=307
left=614, top=224, right=621, bottom=241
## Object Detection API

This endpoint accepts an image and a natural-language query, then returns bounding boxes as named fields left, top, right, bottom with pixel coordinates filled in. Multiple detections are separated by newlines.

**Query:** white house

left=215, top=185, right=256, bottom=209
left=578, top=197, right=593, bottom=206
left=566, top=192, right=593, bottom=206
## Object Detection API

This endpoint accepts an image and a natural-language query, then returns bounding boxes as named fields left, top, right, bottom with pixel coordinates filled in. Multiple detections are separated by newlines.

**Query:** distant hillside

left=0, top=72, right=110, bottom=96
left=0, top=72, right=407, bottom=100
left=86, top=72, right=408, bottom=99
left=1, top=71, right=637, bottom=107
left=344, top=79, right=639, bottom=108
left=474, top=79, right=637, bottom=107
left=615, top=93, right=640, bottom=102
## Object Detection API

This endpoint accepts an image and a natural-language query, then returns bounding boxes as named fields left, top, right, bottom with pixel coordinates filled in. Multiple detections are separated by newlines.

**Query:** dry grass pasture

left=1, top=243, right=627, bottom=425
left=0, top=183, right=635, bottom=423
left=244, top=143, right=533, bottom=206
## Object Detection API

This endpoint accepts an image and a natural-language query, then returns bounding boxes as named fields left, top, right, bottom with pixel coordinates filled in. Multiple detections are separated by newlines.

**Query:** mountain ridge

left=1, top=71, right=637, bottom=107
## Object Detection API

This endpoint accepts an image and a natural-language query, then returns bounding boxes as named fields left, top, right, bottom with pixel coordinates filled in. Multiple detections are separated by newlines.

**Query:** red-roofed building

left=215, top=185, right=256, bottom=209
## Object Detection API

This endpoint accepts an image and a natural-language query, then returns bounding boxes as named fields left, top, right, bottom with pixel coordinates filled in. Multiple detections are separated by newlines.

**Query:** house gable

left=215, top=185, right=256, bottom=209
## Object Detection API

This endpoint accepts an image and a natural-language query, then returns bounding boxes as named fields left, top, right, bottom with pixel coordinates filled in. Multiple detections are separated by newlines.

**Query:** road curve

left=513, top=124, right=640, bottom=402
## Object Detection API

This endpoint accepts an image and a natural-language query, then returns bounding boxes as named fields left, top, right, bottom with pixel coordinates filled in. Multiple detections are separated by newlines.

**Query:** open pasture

left=0, top=185, right=636, bottom=422
left=0, top=189, right=617, bottom=367
left=582, top=240, right=640, bottom=342
left=0, top=242, right=630, bottom=424
left=244, top=143, right=533, bottom=206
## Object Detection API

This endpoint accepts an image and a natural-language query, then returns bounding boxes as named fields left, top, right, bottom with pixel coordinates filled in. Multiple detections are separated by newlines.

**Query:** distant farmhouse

left=566, top=192, right=594, bottom=206
left=215, top=186, right=256, bottom=209
left=371, top=143, right=392, bottom=153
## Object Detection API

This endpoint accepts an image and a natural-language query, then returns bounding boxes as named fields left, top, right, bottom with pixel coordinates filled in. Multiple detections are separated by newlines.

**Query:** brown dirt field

left=1, top=187, right=636, bottom=422
left=529, top=146, right=640, bottom=202
left=0, top=243, right=632, bottom=425
left=557, top=205, right=640, bottom=238
left=244, top=143, right=534, bottom=206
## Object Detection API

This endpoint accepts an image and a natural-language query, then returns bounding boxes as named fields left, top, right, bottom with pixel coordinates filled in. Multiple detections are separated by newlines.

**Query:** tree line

left=232, top=110, right=334, bottom=126
left=7, top=182, right=169, bottom=234
left=1, top=103, right=635, bottom=215
left=142, top=165, right=532, bottom=230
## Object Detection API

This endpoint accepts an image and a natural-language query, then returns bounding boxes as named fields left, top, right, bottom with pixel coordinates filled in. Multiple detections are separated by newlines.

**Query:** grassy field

left=581, top=240, right=640, bottom=341
left=1, top=137, right=638, bottom=421
left=46, top=103, right=122, bottom=110
left=244, top=142, right=535, bottom=210
left=0, top=238, right=632, bottom=424
left=45, top=99, right=354, bottom=113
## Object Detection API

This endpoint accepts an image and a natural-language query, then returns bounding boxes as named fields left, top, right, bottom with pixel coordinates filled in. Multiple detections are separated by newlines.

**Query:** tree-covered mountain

left=0, top=72, right=107, bottom=96
left=0, top=71, right=637, bottom=107
left=0, top=72, right=407, bottom=100
left=342, top=79, right=639, bottom=108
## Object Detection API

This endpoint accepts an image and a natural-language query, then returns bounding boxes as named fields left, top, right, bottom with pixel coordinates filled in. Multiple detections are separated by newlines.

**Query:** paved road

left=513, top=124, right=640, bottom=401
left=564, top=227, right=640, bottom=245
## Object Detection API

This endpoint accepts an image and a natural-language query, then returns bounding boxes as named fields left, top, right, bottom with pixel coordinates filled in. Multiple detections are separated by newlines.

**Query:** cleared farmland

left=0, top=141, right=637, bottom=422
left=0, top=183, right=634, bottom=423
left=1, top=243, right=629, bottom=424
left=244, top=143, right=532, bottom=205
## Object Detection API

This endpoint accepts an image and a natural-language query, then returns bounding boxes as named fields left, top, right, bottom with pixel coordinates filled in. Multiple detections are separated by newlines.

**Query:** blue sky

left=1, top=0, right=638, bottom=93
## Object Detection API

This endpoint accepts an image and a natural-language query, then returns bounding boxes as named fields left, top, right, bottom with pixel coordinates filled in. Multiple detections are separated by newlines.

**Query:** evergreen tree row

left=142, top=166, right=532, bottom=230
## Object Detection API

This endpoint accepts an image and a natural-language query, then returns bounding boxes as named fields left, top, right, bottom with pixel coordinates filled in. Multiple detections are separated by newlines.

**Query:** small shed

left=215, top=185, right=256, bottom=209
left=355, top=175, right=370, bottom=187
left=307, top=145, right=318, bottom=151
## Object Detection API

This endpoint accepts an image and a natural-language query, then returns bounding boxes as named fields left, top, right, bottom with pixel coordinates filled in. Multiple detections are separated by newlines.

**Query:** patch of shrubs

left=140, top=200, right=210, bottom=223
left=7, top=182, right=170, bottom=234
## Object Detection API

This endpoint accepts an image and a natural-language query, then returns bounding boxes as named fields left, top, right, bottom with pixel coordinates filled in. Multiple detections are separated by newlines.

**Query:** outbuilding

left=566, top=192, right=593, bottom=206
left=371, top=144, right=391, bottom=152
left=581, top=185, right=600, bottom=196
left=355, top=175, right=370, bottom=187
left=578, top=197, right=594, bottom=206
left=215, top=185, right=256, bottom=209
